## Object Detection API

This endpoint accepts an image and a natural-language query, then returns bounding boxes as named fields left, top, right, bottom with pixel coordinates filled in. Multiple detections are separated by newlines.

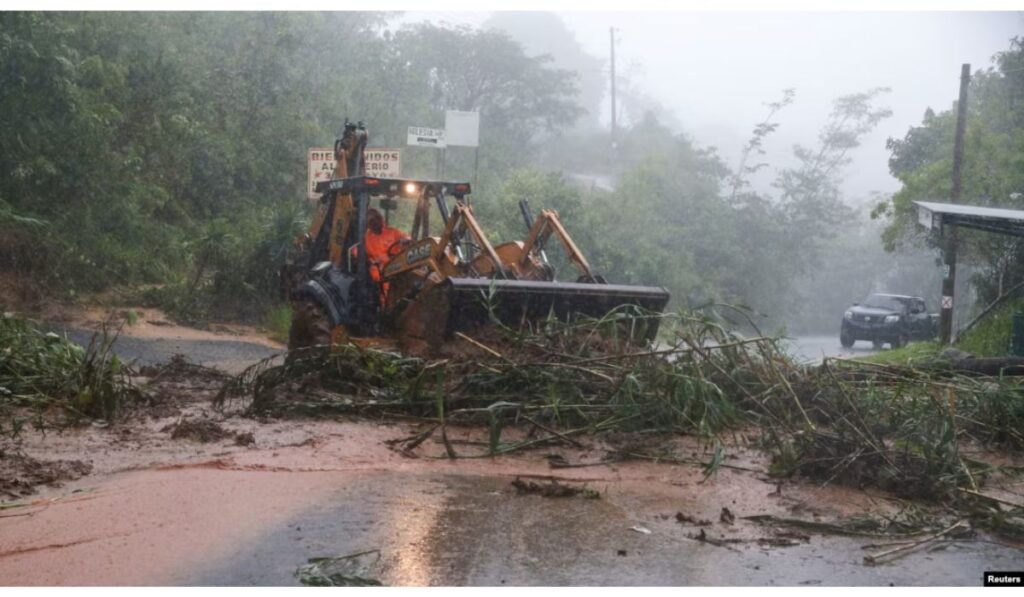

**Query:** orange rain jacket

left=362, top=226, right=408, bottom=282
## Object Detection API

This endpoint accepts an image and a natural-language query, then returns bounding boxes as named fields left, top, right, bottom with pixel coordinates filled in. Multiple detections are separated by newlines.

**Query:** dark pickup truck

left=840, top=293, right=939, bottom=349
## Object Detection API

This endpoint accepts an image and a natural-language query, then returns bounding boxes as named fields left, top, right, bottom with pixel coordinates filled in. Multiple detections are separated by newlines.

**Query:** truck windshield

left=862, top=294, right=906, bottom=311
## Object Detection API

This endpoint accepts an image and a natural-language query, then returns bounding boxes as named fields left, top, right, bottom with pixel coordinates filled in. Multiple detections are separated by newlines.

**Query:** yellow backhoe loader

left=283, top=121, right=670, bottom=353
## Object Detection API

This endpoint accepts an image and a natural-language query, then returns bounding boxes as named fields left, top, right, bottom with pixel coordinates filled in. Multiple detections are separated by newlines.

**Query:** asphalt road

left=52, top=326, right=282, bottom=374
left=783, top=335, right=881, bottom=363
left=185, top=472, right=1018, bottom=587
left=52, top=323, right=872, bottom=372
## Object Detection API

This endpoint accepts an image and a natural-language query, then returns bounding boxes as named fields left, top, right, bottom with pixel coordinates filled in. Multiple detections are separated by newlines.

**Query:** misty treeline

left=0, top=13, right=1020, bottom=334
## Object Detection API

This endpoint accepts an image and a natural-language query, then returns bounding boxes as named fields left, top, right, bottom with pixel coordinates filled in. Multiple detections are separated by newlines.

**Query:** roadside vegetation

left=854, top=341, right=943, bottom=366
left=0, top=314, right=136, bottom=435
left=858, top=295, right=1024, bottom=365
left=957, top=296, right=1024, bottom=357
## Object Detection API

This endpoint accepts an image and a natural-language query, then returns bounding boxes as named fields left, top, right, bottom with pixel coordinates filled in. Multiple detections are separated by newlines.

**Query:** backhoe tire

left=280, top=246, right=312, bottom=302
left=288, top=299, right=332, bottom=351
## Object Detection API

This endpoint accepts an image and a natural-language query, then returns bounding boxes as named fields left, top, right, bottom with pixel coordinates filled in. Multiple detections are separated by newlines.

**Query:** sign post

left=406, top=126, right=446, bottom=148
left=407, top=126, right=447, bottom=179
left=307, top=148, right=336, bottom=200
left=444, top=111, right=480, bottom=147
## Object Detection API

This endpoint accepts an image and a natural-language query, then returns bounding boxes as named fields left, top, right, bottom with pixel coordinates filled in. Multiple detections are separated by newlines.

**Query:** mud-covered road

left=1, top=314, right=1021, bottom=586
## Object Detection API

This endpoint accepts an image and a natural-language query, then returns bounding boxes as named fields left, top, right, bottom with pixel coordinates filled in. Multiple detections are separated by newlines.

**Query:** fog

left=393, top=10, right=1022, bottom=334
left=404, top=11, right=1021, bottom=202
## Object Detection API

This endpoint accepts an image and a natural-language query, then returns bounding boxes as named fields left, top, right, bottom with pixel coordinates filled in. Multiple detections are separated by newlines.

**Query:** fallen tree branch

left=863, top=520, right=966, bottom=565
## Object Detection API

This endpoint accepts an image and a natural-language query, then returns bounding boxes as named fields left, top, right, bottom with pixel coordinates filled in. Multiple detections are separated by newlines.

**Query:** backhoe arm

left=520, top=209, right=596, bottom=281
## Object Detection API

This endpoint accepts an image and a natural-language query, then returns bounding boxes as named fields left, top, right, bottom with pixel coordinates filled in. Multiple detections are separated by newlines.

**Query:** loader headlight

left=884, top=315, right=900, bottom=323
left=404, top=182, right=418, bottom=195
left=844, top=311, right=853, bottom=321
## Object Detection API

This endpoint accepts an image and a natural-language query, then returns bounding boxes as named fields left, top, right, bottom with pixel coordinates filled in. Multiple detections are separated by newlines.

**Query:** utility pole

left=940, top=63, right=970, bottom=344
left=609, top=27, right=617, bottom=163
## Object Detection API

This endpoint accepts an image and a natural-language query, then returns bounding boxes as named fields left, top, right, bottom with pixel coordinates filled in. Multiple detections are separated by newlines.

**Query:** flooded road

left=3, top=443, right=1019, bottom=587
left=785, top=335, right=880, bottom=363
left=190, top=472, right=1011, bottom=587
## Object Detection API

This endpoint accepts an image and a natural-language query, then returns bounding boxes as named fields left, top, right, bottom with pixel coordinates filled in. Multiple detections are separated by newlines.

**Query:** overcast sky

left=402, top=11, right=1023, bottom=202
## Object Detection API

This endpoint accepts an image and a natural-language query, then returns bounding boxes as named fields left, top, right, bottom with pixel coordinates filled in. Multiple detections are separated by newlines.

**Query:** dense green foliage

left=0, top=13, right=582, bottom=322
left=0, top=12, right=927, bottom=332
left=878, top=38, right=1024, bottom=307
left=957, top=295, right=1024, bottom=356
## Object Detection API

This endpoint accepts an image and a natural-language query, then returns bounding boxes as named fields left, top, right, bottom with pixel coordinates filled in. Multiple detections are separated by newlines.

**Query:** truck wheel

left=891, top=334, right=908, bottom=349
left=840, top=331, right=854, bottom=348
left=288, top=299, right=332, bottom=351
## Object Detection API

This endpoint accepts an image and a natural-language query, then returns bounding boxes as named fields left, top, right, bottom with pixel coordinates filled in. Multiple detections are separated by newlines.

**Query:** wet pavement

left=785, top=335, right=880, bottom=363
left=5, top=464, right=1016, bottom=587
left=53, top=326, right=282, bottom=374
left=184, top=471, right=1017, bottom=586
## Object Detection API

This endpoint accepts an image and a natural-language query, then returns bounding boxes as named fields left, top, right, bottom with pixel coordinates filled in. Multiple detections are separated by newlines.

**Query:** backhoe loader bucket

left=414, top=278, right=670, bottom=344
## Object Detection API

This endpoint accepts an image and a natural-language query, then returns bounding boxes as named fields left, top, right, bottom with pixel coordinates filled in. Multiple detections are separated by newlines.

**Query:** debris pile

left=211, top=307, right=1024, bottom=536
left=215, top=310, right=782, bottom=439
left=295, top=550, right=383, bottom=587
left=0, top=450, right=92, bottom=499
left=510, top=477, right=600, bottom=499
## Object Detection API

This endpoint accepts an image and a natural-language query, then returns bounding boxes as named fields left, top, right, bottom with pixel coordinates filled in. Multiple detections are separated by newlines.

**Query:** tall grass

left=958, top=297, right=1024, bottom=357
left=0, top=314, right=135, bottom=426
left=262, top=305, right=293, bottom=344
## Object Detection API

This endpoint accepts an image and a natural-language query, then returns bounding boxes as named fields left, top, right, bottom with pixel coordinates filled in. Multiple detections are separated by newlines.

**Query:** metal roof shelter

left=915, top=201, right=1024, bottom=237
left=915, top=200, right=1024, bottom=344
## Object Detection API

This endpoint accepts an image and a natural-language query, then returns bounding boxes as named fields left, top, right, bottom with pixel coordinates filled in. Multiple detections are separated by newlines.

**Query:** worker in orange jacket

left=358, top=208, right=408, bottom=301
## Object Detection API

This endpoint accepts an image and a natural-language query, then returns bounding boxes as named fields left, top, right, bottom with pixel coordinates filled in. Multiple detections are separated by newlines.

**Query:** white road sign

left=917, top=204, right=933, bottom=229
left=407, top=126, right=446, bottom=148
left=445, top=110, right=479, bottom=147
left=307, top=147, right=402, bottom=199
left=364, top=148, right=401, bottom=179
left=307, top=147, right=336, bottom=199
left=942, top=296, right=954, bottom=309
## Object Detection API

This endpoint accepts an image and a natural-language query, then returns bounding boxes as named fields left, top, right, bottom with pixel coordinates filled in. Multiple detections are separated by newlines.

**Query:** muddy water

left=3, top=434, right=1019, bottom=586
left=0, top=322, right=1018, bottom=586
left=0, top=467, right=343, bottom=585
left=186, top=472, right=1019, bottom=587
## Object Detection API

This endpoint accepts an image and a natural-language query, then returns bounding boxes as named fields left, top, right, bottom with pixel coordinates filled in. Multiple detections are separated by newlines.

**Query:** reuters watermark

left=984, top=571, right=1023, bottom=587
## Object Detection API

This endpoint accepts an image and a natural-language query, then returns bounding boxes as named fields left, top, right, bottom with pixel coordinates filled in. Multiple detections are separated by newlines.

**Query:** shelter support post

left=940, top=224, right=958, bottom=344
